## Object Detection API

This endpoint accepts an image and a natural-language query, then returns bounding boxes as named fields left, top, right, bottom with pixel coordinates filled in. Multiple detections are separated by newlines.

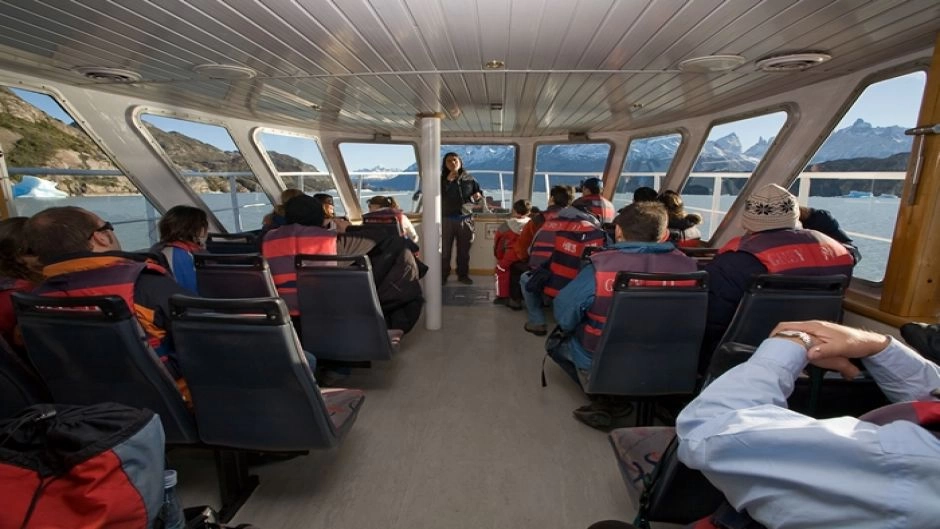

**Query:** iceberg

left=12, top=175, right=68, bottom=198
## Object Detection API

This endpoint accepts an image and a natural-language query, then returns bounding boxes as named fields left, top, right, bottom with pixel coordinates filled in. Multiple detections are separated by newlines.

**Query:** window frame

left=531, top=139, right=614, bottom=209
left=614, top=129, right=686, bottom=205
left=336, top=139, right=421, bottom=214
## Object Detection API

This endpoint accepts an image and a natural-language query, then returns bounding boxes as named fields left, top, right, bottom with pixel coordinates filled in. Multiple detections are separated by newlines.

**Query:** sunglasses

left=88, top=221, right=114, bottom=239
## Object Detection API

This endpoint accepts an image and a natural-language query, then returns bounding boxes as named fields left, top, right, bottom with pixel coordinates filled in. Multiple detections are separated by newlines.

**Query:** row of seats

left=583, top=272, right=849, bottom=426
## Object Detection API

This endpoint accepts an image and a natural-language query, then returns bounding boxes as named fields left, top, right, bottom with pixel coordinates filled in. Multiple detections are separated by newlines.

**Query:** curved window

left=533, top=143, right=610, bottom=210
left=680, top=112, right=788, bottom=239
left=139, top=114, right=270, bottom=232
left=338, top=142, right=417, bottom=213
left=1, top=86, right=161, bottom=250
left=614, top=133, right=682, bottom=210
left=790, top=71, right=925, bottom=283
left=256, top=131, right=343, bottom=215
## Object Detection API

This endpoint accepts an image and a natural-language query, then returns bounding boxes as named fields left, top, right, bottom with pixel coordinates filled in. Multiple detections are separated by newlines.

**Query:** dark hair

left=0, top=217, right=40, bottom=281
left=549, top=185, right=575, bottom=208
left=25, top=206, right=100, bottom=263
left=581, top=177, right=602, bottom=195
left=273, top=188, right=305, bottom=217
left=614, top=202, right=667, bottom=242
left=441, top=152, right=465, bottom=178
left=633, top=186, right=658, bottom=203
left=159, top=205, right=209, bottom=244
left=285, top=194, right=326, bottom=227
left=658, top=190, right=685, bottom=216
left=512, top=199, right=532, bottom=216
left=368, top=195, right=398, bottom=209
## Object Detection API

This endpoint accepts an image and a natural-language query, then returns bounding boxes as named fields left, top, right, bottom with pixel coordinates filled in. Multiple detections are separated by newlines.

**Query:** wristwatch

left=773, top=330, right=813, bottom=350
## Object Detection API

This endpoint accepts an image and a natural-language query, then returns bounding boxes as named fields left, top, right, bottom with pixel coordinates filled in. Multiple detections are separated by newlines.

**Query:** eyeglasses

left=88, top=221, right=114, bottom=239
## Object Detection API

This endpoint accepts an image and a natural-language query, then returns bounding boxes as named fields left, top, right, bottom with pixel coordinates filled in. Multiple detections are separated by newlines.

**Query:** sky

left=10, top=70, right=925, bottom=171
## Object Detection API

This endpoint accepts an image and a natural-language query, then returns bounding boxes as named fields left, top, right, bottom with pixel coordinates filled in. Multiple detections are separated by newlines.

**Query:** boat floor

left=174, top=276, right=667, bottom=529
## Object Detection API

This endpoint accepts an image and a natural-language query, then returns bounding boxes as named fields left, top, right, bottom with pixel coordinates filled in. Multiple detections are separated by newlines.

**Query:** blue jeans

left=520, top=271, right=546, bottom=325
left=547, top=336, right=591, bottom=390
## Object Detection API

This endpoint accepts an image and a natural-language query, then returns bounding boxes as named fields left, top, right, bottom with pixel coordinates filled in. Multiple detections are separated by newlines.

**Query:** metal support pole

left=0, top=148, right=17, bottom=218
left=228, top=175, right=242, bottom=232
left=418, top=113, right=443, bottom=330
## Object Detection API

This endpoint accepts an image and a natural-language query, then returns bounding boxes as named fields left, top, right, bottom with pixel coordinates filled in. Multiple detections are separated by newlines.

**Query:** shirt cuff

left=751, top=337, right=810, bottom=377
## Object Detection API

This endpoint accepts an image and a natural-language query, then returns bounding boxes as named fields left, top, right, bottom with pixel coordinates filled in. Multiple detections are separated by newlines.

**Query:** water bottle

left=162, top=469, right=186, bottom=529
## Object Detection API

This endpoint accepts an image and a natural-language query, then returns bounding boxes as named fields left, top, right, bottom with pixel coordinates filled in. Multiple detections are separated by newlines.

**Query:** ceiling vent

left=71, top=66, right=142, bottom=83
left=678, top=55, right=746, bottom=73
left=192, top=63, right=257, bottom=80
left=755, top=52, right=831, bottom=72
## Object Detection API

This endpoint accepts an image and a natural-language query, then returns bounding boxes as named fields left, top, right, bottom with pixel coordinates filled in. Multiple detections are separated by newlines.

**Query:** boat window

left=139, top=114, right=270, bottom=232
left=789, top=71, right=926, bottom=283
left=613, top=133, right=683, bottom=210
left=680, top=112, right=788, bottom=239
left=338, top=143, right=418, bottom=214
left=256, top=131, right=343, bottom=215
left=0, top=87, right=162, bottom=250
left=441, top=144, right=517, bottom=214
left=533, top=143, right=611, bottom=210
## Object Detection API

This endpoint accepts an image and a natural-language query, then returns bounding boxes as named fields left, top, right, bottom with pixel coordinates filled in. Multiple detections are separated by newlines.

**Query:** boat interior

left=1, top=1, right=939, bottom=528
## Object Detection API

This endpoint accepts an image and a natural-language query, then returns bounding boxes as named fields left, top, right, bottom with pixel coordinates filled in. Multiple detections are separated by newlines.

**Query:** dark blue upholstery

left=295, top=254, right=395, bottom=361
left=194, top=253, right=278, bottom=299
left=11, top=293, right=198, bottom=444
left=0, top=335, right=50, bottom=419
left=169, top=295, right=364, bottom=451
left=586, top=271, right=709, bottom=398
left=717, top=274, right=848, bottom=349
left=206, top=232, right=261, bottom=254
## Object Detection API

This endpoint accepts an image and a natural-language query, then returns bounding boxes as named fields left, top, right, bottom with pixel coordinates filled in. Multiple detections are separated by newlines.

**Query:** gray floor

left=175, top=278, right=640, bottom=529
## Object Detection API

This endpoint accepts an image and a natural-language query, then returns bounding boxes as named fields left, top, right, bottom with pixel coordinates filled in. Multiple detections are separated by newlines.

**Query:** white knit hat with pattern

left=741, top=184, right=799, bottom=232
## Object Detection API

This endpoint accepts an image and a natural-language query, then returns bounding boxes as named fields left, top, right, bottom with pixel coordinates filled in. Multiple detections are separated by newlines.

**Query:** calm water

left=13, top=192, right=896, bottom=282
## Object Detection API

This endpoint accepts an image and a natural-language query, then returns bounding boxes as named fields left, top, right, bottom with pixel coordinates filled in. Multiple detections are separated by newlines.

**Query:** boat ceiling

left=0, top=0, right=937, bottom=138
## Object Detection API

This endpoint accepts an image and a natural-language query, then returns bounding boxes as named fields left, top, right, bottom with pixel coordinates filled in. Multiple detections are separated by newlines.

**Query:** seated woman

left=659, top=190, right=703, bottom=247
left=0, top=217, right=42, bottom=349
left=150, top=205, right=208, bottom=293
left=364, top=195, right=419, bottom=243
left=262, top=188, right=304, bottom=234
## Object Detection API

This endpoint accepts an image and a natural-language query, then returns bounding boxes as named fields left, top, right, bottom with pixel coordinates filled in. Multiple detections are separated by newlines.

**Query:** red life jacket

left=527, top=207, right=579, bottom=268
left=572, top=194, right=616, bottom=224
left=362, top=208, right=405, bottom=236
left=543, top=225, right=608, bottom=298
left=33, top=255, right=170, bottom=354
left=578, top=247, right=697, bottom=354
left=719, top=229, right=854, bottom=276
left=262, top=224, right=337, bottom=315
left=494, top=224, right=522, bottom=260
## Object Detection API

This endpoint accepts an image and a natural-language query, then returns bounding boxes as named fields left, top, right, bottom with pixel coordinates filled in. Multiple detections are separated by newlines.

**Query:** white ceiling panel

left=0, top=0, right=935, bottom=138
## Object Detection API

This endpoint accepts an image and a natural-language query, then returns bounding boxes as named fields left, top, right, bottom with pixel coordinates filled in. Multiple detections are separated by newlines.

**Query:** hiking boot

left=507, top=299, right=523, bottom=311
left=458, top=276, right=473, bottom=285
left=493, top=297, right=509, bottom=306
left=572, top=402, right=634, bottom=431
left=524, top=322, right=548, bottom=336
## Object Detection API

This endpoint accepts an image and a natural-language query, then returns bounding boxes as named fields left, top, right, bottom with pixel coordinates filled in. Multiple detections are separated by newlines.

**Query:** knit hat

left=741, top=184, right=799, bottom=232
left=284, top=194, right=325, bottom=227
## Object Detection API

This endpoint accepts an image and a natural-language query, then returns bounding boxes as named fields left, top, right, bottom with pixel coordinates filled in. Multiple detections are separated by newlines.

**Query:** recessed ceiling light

left=755, top=52, right=832, bottom=72
left=484, top=59, right=505, bottom=70
left=192, top=63, right=257, bottom=80
left=678, top=55, right=746, bottom=73
left=71, top=66, right=142, bottom=83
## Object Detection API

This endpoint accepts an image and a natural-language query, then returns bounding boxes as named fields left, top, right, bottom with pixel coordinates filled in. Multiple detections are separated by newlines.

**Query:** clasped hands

left=772, top=320, right=892, bottom=380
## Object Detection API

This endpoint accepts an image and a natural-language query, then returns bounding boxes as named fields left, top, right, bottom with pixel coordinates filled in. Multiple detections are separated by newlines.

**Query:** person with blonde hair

left=262, top=188, right=304, bottom=233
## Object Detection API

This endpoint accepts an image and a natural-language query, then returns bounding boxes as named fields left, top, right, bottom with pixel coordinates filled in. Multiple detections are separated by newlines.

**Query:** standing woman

left=440, top=152, right=482, bottom=284
left=151, top=205, right=209, bottom=293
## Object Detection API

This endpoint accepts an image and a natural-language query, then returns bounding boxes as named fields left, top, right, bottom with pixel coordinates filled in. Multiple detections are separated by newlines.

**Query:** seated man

left=548, top=202, right=697, bottom=389
left=520, top=202, right=606, bottom=335
left=677, top=320, right=940, bottom=529
left=572, top=177, right=616, bottom=224
left=24, top=206, right=191, bottom=379
left=263, top=194, right=424, bottom=333
left=702, top=184, right=856, bottom=367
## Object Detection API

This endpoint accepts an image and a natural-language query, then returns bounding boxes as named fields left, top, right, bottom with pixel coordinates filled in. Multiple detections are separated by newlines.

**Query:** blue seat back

left=586, top=271, right=709, bottom=396
left=718, top=274, right=848, bottom=349
left=169, top=295, right=362, bottom=450
left=11, top=293, right=198, bottom=444
left=295, top=254, right=393, bottom=361
left=206, top=232, right=261, bottom=254
left=194, top=253, right=278, bottom=299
